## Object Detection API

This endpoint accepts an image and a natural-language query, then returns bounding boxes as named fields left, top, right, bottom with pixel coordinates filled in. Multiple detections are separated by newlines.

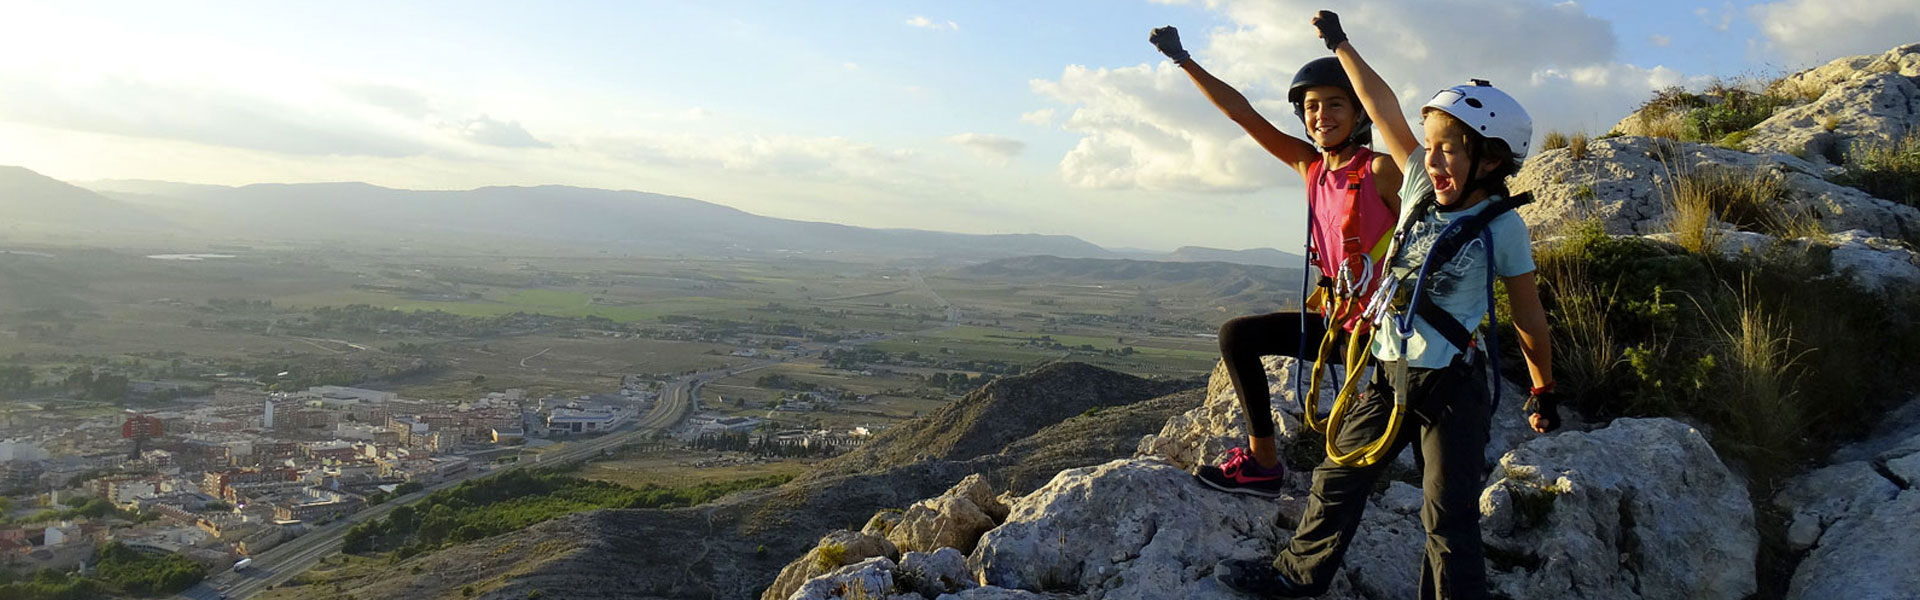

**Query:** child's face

left=1421, top=113, right=1495, bottom=206
left=1300, top=87, right=1358, bottom=149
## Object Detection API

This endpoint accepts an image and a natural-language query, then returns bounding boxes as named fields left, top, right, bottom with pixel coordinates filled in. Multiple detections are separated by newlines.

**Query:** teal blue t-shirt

left=1370, top=148, right=1536, bottom=368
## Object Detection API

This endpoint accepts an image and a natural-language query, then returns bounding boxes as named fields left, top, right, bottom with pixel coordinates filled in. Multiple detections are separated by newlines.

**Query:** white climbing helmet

left=1423, top=79, right=1532, bottom=159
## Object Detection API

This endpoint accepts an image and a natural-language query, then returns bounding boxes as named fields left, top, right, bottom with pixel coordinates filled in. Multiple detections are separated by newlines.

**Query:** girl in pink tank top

left=1306, top=146, right=1396, bottom=332
left=1152, top=30, right=1404, bottom=494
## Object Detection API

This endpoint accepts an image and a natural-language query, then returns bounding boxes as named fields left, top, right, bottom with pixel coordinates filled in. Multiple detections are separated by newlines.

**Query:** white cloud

left=1032, top=63, right=1290, bottom=192
left=1650, top=34, right=1671, bottom=47
left=1033, top=0, right=1681, bottom=192
left=1750, top=0, right=1920, bottom=65
left=460, top=115, right=549, bottom=149
left=0, top=73, right=436, bottom=157
left=906, top=16, right=960, bottom=31
left=1697, top=1, right=1736, bottom=32
left=1019, top=109, right=1056, bottom=126
left=947, top=133, right=1027, bottom=163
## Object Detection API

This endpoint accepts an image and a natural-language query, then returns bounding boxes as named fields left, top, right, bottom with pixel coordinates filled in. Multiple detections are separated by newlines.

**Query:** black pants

left=1218, top=312, right=1329, bottom=438
left=1273, top=356, right=1493, bottom=600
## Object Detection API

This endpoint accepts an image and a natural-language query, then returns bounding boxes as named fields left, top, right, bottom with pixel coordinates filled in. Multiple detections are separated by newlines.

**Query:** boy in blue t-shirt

left=1213, top=12, right=1563, bottom=600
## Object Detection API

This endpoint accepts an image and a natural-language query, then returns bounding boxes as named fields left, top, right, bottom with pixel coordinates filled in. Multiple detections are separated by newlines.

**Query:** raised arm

left=1312, top=12, right=1418, bottom=172
left=1151, top=27, right=1319, bottom=175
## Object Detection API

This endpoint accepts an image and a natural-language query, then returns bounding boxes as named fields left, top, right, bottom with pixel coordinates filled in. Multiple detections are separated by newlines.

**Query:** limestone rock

left=1826, top=230, right=1920, bottom=294
left=1748, top=43, right=1920, bottom=161
left=863, top=510, right=905, bottom=537
left=1771, top=462, right=1901, bottom=551
left=967, top=459, right=1290, bottom=599
left=1787, top=491, right=1920, bottom=600
left=1135, top=358, right=1314, bottom=475
left=765, top=530, right=900, bottom=600
left=787, top=556, right=895, bottom=600
left=1481, top=418, right=1757, bottom=600
left=1779, top=394, right=1920, bottom=599
left=1512, top=136, right=1919, bottom=241
left=899, top=548, right=978, bottom=597
left=932, top=587, right=1066, bottom=599
left=888, top=474, right=1010, bottom=554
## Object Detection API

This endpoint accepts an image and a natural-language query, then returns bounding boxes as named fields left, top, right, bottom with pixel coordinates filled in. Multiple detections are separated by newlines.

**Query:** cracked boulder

left=1481, top=418, right=1757, bottom=600
left=1778, top=395, right=1920, bottom=600
left=967, top=459, right=1291, bottom=599
left=764, top=530, right=899, bottom=600
left=888, top=474, right=1010, bottom=555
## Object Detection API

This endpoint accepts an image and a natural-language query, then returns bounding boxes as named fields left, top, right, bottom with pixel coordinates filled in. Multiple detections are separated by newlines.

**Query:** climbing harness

left=1300, top=186, right=1533, bottom=467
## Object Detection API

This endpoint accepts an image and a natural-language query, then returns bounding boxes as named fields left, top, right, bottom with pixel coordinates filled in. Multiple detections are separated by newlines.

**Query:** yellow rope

left=1302, top=294, right=1405, bottom=467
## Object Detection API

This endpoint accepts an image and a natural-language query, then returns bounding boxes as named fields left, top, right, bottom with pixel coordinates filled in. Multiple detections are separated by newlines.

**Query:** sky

left=0, top=0, right=1915, bottom=252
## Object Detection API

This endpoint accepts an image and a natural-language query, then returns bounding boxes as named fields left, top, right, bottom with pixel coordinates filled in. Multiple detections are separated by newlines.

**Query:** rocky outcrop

left=1776, top=395, right=1920, bottom=600
left=887, top=474, right=1010, bottom=555
left=1481, top=418, right=1757, bottom=600
left=1748, top=43, right=1920, bottom=161
left=1512, top=135, right=1919, bottom=242
left=786, top=415, right=1752, bottom=600
left=766, top=530, right=900, bottom=600
left=969, top=460, right=1289, bottom=599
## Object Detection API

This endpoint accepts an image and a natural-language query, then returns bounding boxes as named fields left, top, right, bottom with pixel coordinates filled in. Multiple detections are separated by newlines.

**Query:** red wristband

left=1530, top=383, right=1555, bottom=396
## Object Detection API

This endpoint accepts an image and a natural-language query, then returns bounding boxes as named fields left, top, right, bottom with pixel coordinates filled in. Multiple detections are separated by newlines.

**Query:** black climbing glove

left=1525, top=388, right=1562, bottom=433
left=1149, top=26, right=1191, bottom=65
left=1312, top=10, right=1347, bottom=51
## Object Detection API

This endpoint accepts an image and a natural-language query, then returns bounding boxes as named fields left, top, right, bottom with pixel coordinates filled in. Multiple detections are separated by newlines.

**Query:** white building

left=545, top=406, right=628, bottom=435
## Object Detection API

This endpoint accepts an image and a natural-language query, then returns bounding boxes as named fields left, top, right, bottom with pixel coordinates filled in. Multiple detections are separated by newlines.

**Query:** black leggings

left=1218, top=311, right=1330, bottom=438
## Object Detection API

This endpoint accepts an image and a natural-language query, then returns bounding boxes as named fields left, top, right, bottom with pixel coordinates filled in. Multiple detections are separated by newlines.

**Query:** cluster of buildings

left=0, top=380, right=658, bottom=576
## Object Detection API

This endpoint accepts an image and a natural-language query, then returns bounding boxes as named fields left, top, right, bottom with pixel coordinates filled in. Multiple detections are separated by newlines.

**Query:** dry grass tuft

left=1542, top=131, right=1570, bottom=151
left=1569, top=133, right=1590, bottom=160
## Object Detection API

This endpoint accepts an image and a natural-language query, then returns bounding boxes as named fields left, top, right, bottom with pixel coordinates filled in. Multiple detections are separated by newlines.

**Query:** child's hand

left=1149, top=26, right=1191, bottom=64
left=1525, top=389, right=1562, bottom=433
left=1311, top=10, right=1347, bottom=50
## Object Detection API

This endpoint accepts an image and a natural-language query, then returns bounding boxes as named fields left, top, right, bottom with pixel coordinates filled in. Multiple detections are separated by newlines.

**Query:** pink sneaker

left=1195, top=447, right=1287, bottom=497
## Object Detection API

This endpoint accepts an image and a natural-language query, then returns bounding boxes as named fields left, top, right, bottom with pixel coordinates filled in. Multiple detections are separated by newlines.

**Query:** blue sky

left=0, top=0, right=1914, bottom=251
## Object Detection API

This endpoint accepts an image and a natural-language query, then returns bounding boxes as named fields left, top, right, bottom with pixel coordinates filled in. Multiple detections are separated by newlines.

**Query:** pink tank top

left=1306, top=147, right=1396, bottom=330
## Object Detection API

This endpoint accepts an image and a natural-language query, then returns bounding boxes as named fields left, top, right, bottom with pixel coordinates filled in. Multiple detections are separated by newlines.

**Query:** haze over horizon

left=1, top=0, right=1914, bottom=252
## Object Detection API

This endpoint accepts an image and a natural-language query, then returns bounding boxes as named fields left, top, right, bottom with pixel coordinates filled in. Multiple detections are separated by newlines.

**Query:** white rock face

left=1826, top=230, right=1920, bottom=294
left=1481, top=418, right=1757, bottom=600
left=765, top=530, right=900, bottom=600
left=787, top=556, right=896, bottom=600
left=899, top=548, right=978, bottom=597
left=1748, top=43, right=1920, bottom=161
left=1779, top=395, right=1920, bottom=600
left=1511, top=136, right=1919, bottom=242
left=888, top=474, right=1010, bottom=555
left=1135, top=358, right=1315, bottom=477
left=967, top=460, right=1293, bottom=600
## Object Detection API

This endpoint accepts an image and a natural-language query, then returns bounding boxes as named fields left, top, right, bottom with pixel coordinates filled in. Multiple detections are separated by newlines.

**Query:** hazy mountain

left=0, top=166, right=171, bottom=232
left=71, top=176, right=1110, bottom=259
left=955, top=254, right=1305, bottom=315
left=1162, top=245, right=1304, bottom=269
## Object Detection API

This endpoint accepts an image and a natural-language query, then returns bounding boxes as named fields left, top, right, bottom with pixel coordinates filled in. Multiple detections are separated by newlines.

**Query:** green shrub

left=815, top=543, right=849, bottom=571
left=1831, top=131, right=1920, bottom=209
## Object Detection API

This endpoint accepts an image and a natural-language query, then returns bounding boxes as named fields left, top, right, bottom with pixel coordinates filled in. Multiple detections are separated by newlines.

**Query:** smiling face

left=1421, top=110, right=1501, bottom=206
left=1300, top=86, right=1359, bottom=150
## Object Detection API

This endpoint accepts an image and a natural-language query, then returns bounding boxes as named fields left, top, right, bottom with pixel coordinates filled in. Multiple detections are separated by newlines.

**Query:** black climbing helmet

left=1288, top=57, right=1372, bottom=151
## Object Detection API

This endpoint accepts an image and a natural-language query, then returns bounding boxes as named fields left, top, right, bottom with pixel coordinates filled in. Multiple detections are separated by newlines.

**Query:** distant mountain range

left=0, top=165, right=1298, bottom=265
